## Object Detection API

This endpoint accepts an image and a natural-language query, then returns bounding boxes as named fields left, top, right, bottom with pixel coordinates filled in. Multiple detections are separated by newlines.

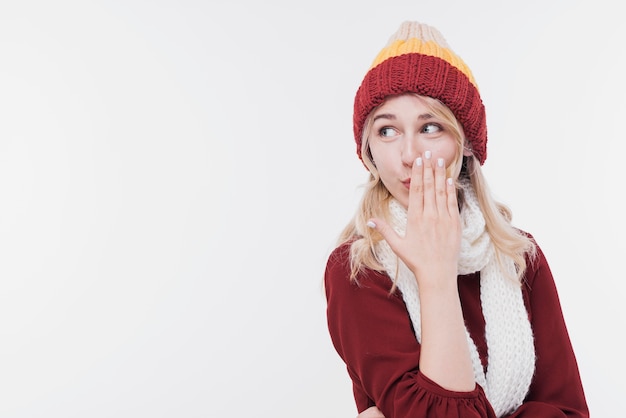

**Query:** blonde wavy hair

left=338, top=94, right=536, bottom=284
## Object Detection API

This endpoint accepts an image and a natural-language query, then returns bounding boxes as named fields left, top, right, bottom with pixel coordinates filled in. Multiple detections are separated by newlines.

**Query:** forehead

left=371, top=95, right=436, bottom=122
left=373, top=94, right=431, bottom=114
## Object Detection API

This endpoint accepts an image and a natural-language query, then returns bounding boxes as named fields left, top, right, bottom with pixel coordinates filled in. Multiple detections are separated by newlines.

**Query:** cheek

left=432, top=145, right=458, bottom=166
left=434, top=144, right=462, bottom=177
left=445, top=160, right=462, bottom=179
left=370, top=144, right=396, bottom=169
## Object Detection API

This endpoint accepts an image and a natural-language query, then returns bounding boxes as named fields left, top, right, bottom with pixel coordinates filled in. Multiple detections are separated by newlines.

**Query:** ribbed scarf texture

left=373, top=181, right=535, bottom=417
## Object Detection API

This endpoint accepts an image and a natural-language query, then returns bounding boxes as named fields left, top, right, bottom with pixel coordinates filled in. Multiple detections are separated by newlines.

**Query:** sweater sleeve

left=504, top=244, right=589, bottom=417
left=324, top=244, right=496, bottom=418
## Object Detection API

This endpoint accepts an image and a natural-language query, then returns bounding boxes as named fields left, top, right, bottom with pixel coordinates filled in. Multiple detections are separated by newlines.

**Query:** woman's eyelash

left=376, top=123, right=443, bottom=137
left=378, top=127, right=396, bottom=137
left=422, top=123, right=443, bottom=134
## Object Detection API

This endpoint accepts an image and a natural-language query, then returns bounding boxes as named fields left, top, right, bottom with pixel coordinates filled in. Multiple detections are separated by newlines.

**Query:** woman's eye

left=379, top=127, right=397, bottom=137
left=422, top=123, right=442, bottom=134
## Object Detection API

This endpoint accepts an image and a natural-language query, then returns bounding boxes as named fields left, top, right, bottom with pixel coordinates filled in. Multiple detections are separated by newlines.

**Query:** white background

left=0, top=0, right=624, bottom=417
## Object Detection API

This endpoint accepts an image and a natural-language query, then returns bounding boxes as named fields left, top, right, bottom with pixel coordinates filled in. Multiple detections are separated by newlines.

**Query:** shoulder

left=324, top=242, right=353, bottom=295
left=518, top=231, right=551, bottom=286
left=325, top=242, right=352, bottom=273
left=516, top=231, right=561, bottom=314
left=324, top=242, right=396, bottom=301
left=508, top=228, right=548, bottom=286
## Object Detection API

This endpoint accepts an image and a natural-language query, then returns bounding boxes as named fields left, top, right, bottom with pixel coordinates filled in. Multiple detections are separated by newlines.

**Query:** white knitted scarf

left=373, top=181, right=535, bottom=417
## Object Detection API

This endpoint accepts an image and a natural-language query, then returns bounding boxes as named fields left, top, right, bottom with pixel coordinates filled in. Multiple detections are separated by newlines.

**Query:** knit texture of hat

left=353, top=21, right=488, bottom=165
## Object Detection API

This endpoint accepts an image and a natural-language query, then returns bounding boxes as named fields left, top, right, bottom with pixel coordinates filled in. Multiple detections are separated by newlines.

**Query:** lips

left=402, top=179, right=411, bottom=189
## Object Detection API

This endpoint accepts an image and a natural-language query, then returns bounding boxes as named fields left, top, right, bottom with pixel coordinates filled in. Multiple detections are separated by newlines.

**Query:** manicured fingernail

left=437, top=158, right=444, bottom=167
left=447, top=178, right=454, bottom=186
left=366, top=220, right=376, bottom=228
left=424, top=150, right=431, bottom=159
left=415, top=157, right=423, bottom=166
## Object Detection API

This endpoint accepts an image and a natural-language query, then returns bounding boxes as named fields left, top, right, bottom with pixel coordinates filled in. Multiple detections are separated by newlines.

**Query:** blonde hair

left=338, top=94, right=536, bottom=284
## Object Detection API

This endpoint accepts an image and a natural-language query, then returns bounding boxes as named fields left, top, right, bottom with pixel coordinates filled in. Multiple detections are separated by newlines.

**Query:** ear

left=462, top=145, right=473, bottom=157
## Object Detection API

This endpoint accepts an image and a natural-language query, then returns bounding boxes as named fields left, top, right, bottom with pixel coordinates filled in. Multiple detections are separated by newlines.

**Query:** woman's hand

left=357, top=406, right=385, bottom=418
left=368, top=152, right=461, bottom=288
left=367, top=151, right=475, bottom=391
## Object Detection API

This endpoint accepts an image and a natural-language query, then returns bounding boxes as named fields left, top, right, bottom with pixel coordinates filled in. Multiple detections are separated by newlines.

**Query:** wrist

left=414, top=271, right=459, bottom=294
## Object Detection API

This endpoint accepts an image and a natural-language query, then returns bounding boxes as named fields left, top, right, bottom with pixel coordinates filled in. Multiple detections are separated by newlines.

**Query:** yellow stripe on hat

left=370, top=39, right=477, bottom=88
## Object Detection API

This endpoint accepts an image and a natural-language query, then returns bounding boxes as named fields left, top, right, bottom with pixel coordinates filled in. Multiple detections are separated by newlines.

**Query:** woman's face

left=368, top=94, right=461, bottom=209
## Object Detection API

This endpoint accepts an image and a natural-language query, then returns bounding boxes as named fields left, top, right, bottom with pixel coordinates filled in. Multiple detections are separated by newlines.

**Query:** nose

left=401, top=135, right=421, bottom=167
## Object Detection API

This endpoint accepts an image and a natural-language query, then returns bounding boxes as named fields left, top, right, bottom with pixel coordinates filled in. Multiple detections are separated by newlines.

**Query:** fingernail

left=447, top=178, right=454, bottom=186
left=424, top=150, right=431, bottom=159
left=366, top=220, right=376, bottom=228
left=437, top=158, right=444, bottom=167
left=416, top=157, right=422, bottom=166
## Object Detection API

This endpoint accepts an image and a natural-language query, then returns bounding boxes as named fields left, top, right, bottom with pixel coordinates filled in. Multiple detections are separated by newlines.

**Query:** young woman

left=324, top=21, right=589, bottom=417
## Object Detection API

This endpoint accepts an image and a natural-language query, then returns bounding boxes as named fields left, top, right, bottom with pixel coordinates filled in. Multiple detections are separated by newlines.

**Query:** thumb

left=356, top=406, right=385, bottom=418
left=367, top=217, right=401, bottom=249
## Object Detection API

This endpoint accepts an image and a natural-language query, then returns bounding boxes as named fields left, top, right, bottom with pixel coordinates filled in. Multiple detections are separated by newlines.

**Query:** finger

left=367, top=218, right=402, bottom=255
left=446, top=177, right=459, bottom=217
left=435, top=157, right=448, bottom=213
left=407, top=156, right=424, bottom=220
left=421, top=150, right=436, bottom=213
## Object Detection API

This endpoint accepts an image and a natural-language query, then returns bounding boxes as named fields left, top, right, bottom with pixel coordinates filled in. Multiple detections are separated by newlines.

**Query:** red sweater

left=324, top=242, right=589, bottom=417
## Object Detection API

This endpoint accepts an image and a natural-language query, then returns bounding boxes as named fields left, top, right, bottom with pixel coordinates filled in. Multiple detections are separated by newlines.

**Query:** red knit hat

left=353, top=21, right=488, bottom=165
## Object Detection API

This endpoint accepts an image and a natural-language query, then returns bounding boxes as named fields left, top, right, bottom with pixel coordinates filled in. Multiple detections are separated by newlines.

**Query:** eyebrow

left=372, top=113, right=395, bottom=122
left=371, top=112, right=434, bottom=123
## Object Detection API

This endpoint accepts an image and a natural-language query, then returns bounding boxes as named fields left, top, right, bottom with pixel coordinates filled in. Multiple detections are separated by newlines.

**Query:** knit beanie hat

left=353, top=21, right=488, bottom=165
